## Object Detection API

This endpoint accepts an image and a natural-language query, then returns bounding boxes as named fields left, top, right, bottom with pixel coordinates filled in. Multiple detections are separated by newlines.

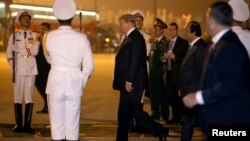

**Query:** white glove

left=8, top=60, right=13, bottom=71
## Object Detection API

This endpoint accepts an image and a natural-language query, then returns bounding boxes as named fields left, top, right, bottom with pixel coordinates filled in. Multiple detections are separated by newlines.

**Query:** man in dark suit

left=163, top=22, right=189, bottom=124
left=113, top=14, right=168, bottom=141
left=183, top=1, right=250, bottom=140
left=180, top=21, right=206, bottom=141
left=35, top=23, right=51, bottom=113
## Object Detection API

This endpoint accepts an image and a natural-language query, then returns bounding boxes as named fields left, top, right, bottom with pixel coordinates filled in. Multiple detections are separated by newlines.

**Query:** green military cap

left=154, top=18, right=168, bottom=29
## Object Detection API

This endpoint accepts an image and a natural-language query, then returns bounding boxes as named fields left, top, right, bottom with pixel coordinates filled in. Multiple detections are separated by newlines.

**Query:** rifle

left=12, top=18, right=15, bottom=83
left=79, top=0, right=82, bottom=32
left=79, top=11, right=82, bottom=32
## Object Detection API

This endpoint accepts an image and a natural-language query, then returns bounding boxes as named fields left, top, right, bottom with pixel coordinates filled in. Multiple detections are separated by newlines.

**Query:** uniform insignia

left=28, top=37, right=34, bottom=44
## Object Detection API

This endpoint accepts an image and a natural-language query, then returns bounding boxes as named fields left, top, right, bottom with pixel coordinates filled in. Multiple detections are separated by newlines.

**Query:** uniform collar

left=58, top=26, right=72, bottom=30
left=157, top=35, right=164, bottom=42
left=231, top=26, right=243, bottom=30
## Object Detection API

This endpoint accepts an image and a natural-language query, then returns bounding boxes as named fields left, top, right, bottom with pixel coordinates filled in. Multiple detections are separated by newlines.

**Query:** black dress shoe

left=166, top=119, right=180, bottom=125
left=12, top=125, right=23, bottom=133
left=36, top=108, right=48, bottom=114
left=23, top=126, right=35, bottom=134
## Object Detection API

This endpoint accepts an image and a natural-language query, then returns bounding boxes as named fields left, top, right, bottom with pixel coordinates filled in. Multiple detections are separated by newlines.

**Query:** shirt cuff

left=196, top=91, right=205, bottom=105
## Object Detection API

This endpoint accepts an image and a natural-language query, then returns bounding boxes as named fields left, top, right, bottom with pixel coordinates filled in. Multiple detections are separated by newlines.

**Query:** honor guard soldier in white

left=130, top=10, right=151, bottom=58
left=6, top=9, right=40, bottom=133
left=229, top=0, right=250, bottom=59
left=130, top=9, right=152, bottom=131
left=44, top=0, right=94, bottom=140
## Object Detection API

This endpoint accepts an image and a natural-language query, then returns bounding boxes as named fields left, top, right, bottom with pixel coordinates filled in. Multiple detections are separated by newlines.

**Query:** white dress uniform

left=229, top=0, right=250, bottom=59
left=44, top=0, right=94, bottom=140
left=140, top=30, right=151, bottom=71
left=6, top=29, right=40, bottom=103
left=131, top=10, right=152, bottom=104
left=232, top=26, right=250, bottom=59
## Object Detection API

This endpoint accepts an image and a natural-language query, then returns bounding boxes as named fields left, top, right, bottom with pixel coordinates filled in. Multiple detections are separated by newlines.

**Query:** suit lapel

left=116, top=36, right=131, bottom=56
left=181, top=45, right=198, bottom=67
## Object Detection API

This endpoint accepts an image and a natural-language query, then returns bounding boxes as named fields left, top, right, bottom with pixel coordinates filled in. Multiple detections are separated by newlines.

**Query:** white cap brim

left=131, top=9, right=145, bottom=19
left=15, top=9, right=32, bottom=25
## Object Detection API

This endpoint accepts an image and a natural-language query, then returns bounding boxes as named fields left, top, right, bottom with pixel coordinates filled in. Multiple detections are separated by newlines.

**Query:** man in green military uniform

left=149, top=18, right=168, bottom=121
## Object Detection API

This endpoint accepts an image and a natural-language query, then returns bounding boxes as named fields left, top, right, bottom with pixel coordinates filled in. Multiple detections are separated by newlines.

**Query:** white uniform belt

left=17, top=55, right=29, bottom=58
left=51, top=66, right=80, bottom=71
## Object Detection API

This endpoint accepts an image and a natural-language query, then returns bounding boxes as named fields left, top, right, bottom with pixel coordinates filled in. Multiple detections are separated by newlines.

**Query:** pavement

left=0, top=53, right=204, bottom=141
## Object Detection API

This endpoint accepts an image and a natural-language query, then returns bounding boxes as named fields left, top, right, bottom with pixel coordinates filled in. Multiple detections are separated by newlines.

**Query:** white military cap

left=131, top=9, right=145, bottom=19
left=15, top=9, right=32, bottom=25
left=228, top=0, right=250, bottom=22
left=53, top=0, right=76, bottom=20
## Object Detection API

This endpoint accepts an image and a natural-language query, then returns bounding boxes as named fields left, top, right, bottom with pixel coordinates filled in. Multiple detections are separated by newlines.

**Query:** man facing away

left=183, top=1, right=250, bottom=140
left=43, top=0, right=94, bottom=140
left=6, top=9, right=39, bottom=133
left=228, top=0, right=250, bottom=59
left=113, top=14, right=168, bottom=141
left=36, top=22, right=51, bottom=113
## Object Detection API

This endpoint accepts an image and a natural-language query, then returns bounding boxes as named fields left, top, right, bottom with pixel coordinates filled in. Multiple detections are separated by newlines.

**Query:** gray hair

left=119, top=14, right=136, bottom=27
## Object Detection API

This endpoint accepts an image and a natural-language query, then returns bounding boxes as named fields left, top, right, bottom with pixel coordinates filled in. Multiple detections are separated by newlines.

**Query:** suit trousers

left=14, top=75, right=35, bottom=103
left=35, top=73, right=48, bottom=102
left=180, top=106, right=198, bottom=141
left=48, top=94, right=81, bottom=140
left=149, top=77, right=168, bottom=120
left=116, top=89, right=160, bottom=141
left=165, top=71, right=182, bottom=121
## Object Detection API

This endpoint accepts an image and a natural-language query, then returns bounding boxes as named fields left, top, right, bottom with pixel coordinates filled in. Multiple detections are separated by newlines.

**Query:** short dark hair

left=41, top=22, right=51, bottom=30
left=189, top=21, right=202, bottom=36
left=209, top=1, right=233, bottom=26
left=58, top=18, right=73, bottom=26
left=170, top=22, right=178, bottom=30
left=119, top=14, right=136, bottom=27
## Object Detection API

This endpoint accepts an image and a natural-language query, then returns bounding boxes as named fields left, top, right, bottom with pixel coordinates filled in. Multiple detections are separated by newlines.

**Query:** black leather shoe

left=166, top=119, right=180, bottom=125
left=12, top=125, right=23, bottom=133
left=23, top=126, right=35, bottom=134
left=36, top=108, right=48, bottom=113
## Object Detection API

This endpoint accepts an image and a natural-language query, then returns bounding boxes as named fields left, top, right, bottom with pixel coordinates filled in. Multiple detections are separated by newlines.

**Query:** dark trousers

left=165, top=71, right=182, bottom=121
left=149, top=76, right=168, bottom=120
left=116, top=89, right=161, bottom=141
left=35, top=73, right=48, bottom=108
left=181, top=106, right=198, bottom=141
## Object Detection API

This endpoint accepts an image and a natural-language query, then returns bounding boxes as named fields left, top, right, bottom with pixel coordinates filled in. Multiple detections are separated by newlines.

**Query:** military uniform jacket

left=6, top=29, right=40, bottom=75
left=44, top=26, right=94, bottom=96
left=149, top=36, right=167, bottom=79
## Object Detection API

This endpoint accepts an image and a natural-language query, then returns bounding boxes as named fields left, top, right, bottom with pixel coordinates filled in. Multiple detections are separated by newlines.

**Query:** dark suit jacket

left=36, top=43, right=50, bottom=75
left=180, top=38, right=206, bottom=96
left=166, top=36, right=189, bottom=88
left=201, top=30, right=250, bottom=125
left=113, top=29, right=148, bottom=91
